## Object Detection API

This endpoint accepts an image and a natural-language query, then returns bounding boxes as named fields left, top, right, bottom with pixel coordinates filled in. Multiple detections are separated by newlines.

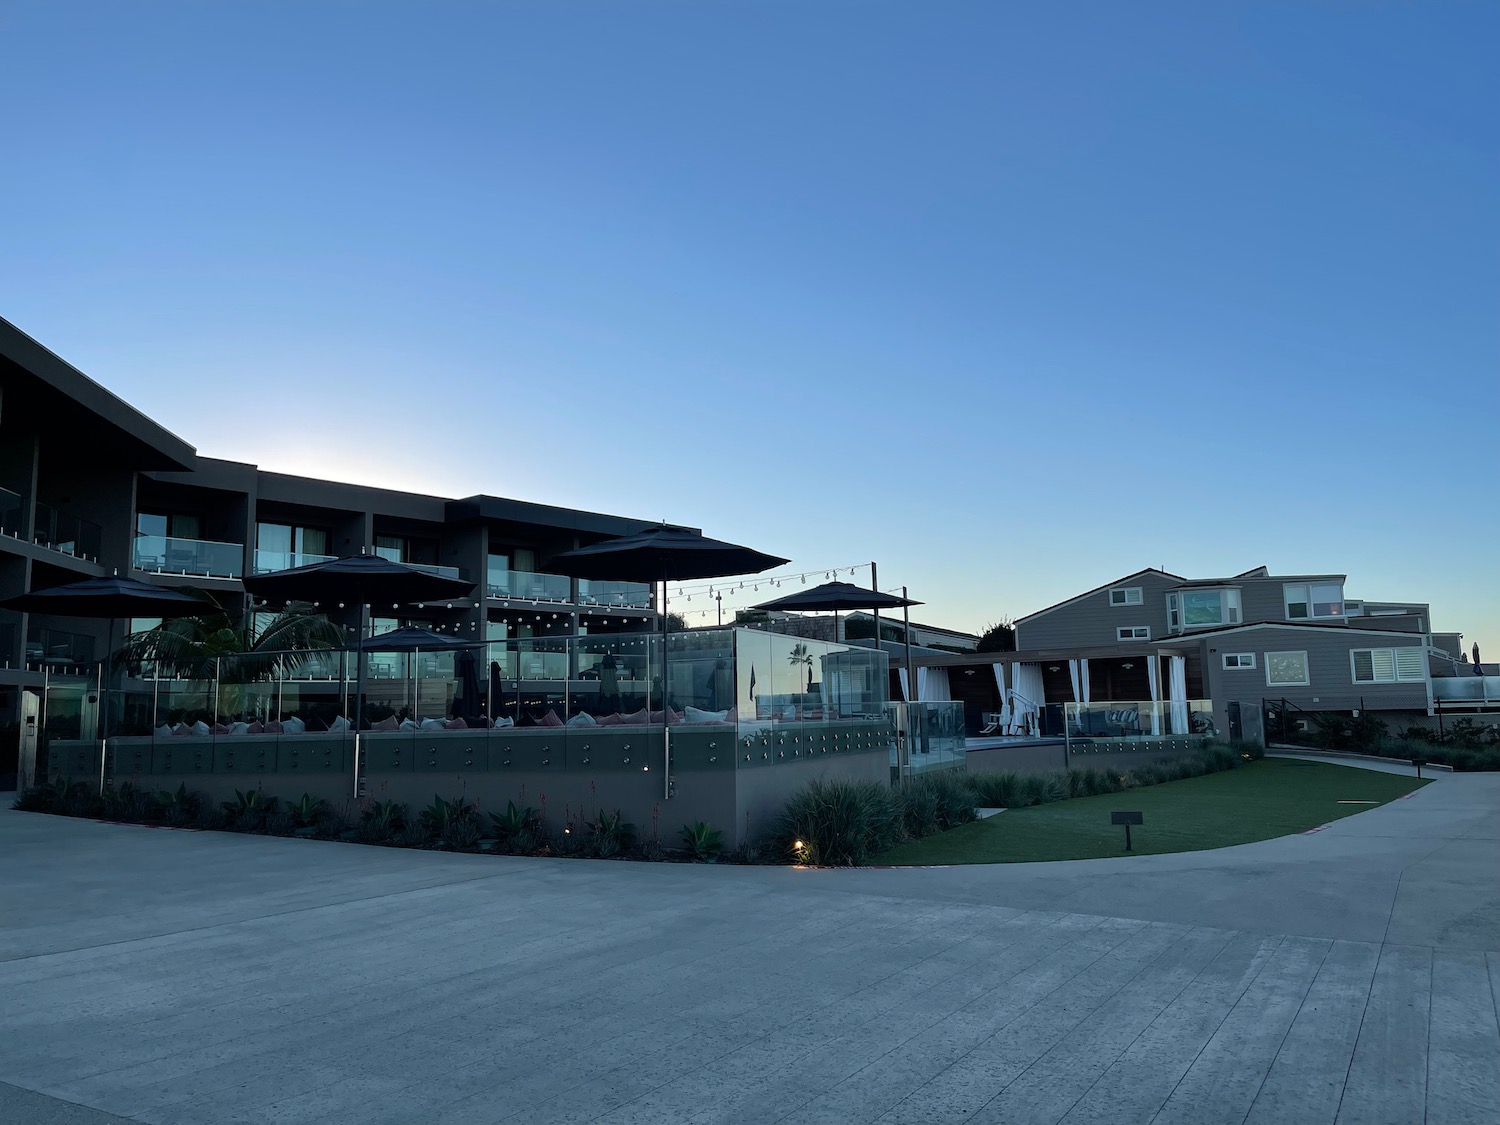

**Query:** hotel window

left=1265, top=651, right=1310, bottom=687
left=1284, top=582, right=1345, bottom=620
left=1117, top=626, right=1150, bottom=641
left=1351, top=647, right=1425, bottom=684
left=1222, top=653, right=1256, bottom=670
left=1109, top=586, right=1143, bottom=607
left=1173, top=588, right=1241, bottom=630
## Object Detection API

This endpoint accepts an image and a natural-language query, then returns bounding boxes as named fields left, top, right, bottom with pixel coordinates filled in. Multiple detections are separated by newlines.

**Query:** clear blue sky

left=1, top=1, right=1495, bottom=648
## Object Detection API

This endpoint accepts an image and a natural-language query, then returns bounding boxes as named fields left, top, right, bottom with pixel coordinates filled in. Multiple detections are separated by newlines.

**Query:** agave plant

left=588, top=808, right=635, bottom=859
left=156, top=783, right=200, bottom=826
left=221, top=788, right=278, bottom=830
left=357, top=799, right=406, bottom=842
left=289, top=793, right=330, bottom=831
left=679, top=820, right=724, bottom=863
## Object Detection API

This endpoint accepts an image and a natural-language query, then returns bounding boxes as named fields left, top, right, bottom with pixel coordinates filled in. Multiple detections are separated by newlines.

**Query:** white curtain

left=917, top=666, right=951, bottom=701
left=1169, top=655, right=1188, bottom=734
left=1009, top=662, right=1044, bottom=736
left=1068, top=660, right=1081, bottom=702
left=1079, top=658, right=1090, bottom=704
left=897, top=667, right=911, bottom=703
left=992, top=663, right=1009, bottom=730
left=1147, top=655, right=1162, bottom=735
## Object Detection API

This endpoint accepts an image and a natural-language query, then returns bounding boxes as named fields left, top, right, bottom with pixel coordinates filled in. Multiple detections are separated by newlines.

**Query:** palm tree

left=789, top=642, right=813, bottom=691
left=116, top=596, right=346, bottom=683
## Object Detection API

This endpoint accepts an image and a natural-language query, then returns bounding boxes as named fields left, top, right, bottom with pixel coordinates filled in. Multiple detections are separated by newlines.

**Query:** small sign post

left=1111, top=810, right=1144, bottom=852
left=1412, top=758, right=1426, bottom=779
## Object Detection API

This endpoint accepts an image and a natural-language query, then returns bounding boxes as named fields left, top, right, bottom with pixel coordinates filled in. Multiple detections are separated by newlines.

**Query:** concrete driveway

left=1, top=767, right=1497, bottom=1125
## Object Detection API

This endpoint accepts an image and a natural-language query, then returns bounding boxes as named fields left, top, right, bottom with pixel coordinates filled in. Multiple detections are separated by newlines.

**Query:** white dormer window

left=1170, top=588, right=1241, bottom=632
left=1285, top=581, right=1345, bottom=620
left=1109, top=586, right=1143, bottom=607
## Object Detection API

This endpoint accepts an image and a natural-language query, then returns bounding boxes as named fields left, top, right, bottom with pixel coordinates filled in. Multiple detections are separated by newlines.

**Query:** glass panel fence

left=1064, top=699, right=1217, bottom=741
left=578, top=579, right=652, bottom=609
left=133, top=534, right=244, bottom=577
left=488, top=567, right=571, bottom=602
left=252, top=549, right=337, bottom=573
left=35, top=502, right=103, bottom=560
left=0, top=486, right=24, bottom=538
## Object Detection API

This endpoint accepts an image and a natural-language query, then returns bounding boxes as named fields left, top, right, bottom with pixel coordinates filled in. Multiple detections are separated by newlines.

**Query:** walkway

left=1, top=770, right=1497, bottom=1125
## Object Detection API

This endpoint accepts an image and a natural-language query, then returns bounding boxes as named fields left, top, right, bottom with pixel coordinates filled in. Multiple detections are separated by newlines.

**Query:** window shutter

left=1370, top=650, right=1396, bottom=682
left=1353, top=651, right=1374, bottom=682
left=1395, top=648, right=1425, bottom=682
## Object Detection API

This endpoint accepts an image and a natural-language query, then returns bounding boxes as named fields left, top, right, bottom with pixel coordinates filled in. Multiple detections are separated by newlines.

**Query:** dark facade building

left=0, top=316, right=674, bottom=782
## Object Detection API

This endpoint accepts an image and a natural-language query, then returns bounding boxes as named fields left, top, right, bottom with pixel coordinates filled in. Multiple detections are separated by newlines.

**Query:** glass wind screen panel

left=137, top=512, right=168, bottom=537
left=0, top=486, right=22, bottom=536
left=491, top=570, right=570, bottom=601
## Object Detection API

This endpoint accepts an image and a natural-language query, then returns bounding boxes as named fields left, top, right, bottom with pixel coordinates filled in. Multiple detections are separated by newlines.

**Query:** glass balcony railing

left=133, top=534, right=244, bottom=578
left=25, top=626, right=96, bottom=670
left=0, top=486, right=25, bottom=539
left=1434, top=676, right=1500, bottom=705
left=1065, top=699, right=1218, bottom=740
left=34, top=502, right=103, bottom=561
left=252, top=549, right=337, bottom=574
left=403, top=560, right=462, bottom=580
left=487, top=567, right=571, bottom=603
left=578, top=578, right=653, bottom=609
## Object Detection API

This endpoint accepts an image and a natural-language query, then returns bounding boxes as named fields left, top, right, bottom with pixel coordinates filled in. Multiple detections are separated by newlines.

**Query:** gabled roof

left=1234, top=565, right=1270, bottom=578
left=1015, top=568, right=1184, bottom=625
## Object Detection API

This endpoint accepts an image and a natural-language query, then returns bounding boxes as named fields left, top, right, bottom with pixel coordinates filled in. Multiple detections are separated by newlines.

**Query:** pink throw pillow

left=263, top=720, right=284, bottom=734
left=667, top=708, right=684, bottom=725
left=444, top=718, right=468, bottom=730
left=247, top=720, right=265, bottom=735
left=539, top=710, right=564, bottom=728
left=621, top=708, right=650, bottom=726
left=596, top=712, right=622, bottom=727
left=211, top=723, right=231, bottom=736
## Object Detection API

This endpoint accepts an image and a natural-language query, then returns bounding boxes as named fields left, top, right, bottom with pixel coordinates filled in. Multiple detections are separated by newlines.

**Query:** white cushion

left=229, top=721, right=250, bottom=736
left=565, top=712, right=598, bottom=728
left=419, top=717, right=445, bottom=731
left=190, top=720, right=211, bottom=736
left=282, top=716, right=306, bottom=734
left=155, top=724, right=172, bottom=738
left=493, top=716, right=514, bottom=728
left=684, top=706, right=730, bottom=723
left=328, top=716, right=351, bottom=732
left=399, top=719, right=418, bottom=731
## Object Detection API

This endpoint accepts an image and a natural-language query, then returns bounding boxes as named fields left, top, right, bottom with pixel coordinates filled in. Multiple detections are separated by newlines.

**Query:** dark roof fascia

left=445, top=495, right=697, bottom=539
left=1162, top=621, right=1429, bottom=641
left=1015, top=568, right=1184, bottom=625
left=0, top=317, right=196, bottom=470
left=257, top=470, right=449, bottom=522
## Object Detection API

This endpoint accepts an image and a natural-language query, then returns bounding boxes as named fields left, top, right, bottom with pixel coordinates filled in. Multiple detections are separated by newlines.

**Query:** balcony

left=1434, top=677, right=1500, bottom=707
left=25, top=625, right=96, bottom=671
left=133, top=534, right=244, bottom=579
left=403, top=561, right=462, bottom=581
left=253, top=549, right=338, bottom=574
left=0, top=486, right=24, bottom=539
left=34, top=502, right=103, bottom=561
left=487, top=567, right=571, bottom=603
left=579, top=578, right=653, bottom=609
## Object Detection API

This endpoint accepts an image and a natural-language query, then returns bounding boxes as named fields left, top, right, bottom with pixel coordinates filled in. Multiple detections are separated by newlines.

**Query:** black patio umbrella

left=1, top=575, right=209, bottom=791
left=354, top=626, right=473, bottom=652
left=244, top=555, right=476, bottom=795
left=752, top=580, right=922, bottom=702
left=243, top=553, right=476, bottom=608
left=1474, top=643, right=1483, bottom=675
left=549, top=525, right=787, bottom=784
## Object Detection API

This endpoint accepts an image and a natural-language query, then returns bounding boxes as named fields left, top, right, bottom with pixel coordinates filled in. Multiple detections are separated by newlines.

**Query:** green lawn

left=878, top=759, right=1429, bottom=865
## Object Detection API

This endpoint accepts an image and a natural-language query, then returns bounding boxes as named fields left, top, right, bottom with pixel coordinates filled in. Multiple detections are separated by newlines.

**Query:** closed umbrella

left=488, top=661, right=508, bottom=723
left=245, top=556, right=477, bottom=796
left=599, top=652, right=620, bottom=714
left=1, top=575, right=209, bottom=792
left=1474, top=643, right=1483, bottom=675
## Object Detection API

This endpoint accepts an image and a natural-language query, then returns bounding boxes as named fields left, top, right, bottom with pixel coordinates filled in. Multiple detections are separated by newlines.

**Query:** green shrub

left=901, top=785, right=941, bottom=839
left=969, top=771, right=1022, bottom=808
left=358, top=799, right=406, bottom=842
left=1348, top=714, right=1388, bottom=749
left=289, top=793, right=330, bottom=831
left=902, top=773, right=975, bottom=832
left=1066, top=770, right=1088, bottom=798
left=395, top=820, right=431, bottom=847
left=221, top=788, right=277, bottom=830
left=588, top=809, right=634, bottom=858
left=488, top=800, right=538, bottom=852
left=1128, top=763, right=1166, bottom=787
left=265, top=811, right=296, bottom=836
left=1084, top=768, right=1120, bottom=796
left=679, top=820, right=725, bottom=863
left=775, top=779, right=901, bottom=866
left=1035, top=773, right=1069, bottom=804
left=155, top=783, right=200, bottom=827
